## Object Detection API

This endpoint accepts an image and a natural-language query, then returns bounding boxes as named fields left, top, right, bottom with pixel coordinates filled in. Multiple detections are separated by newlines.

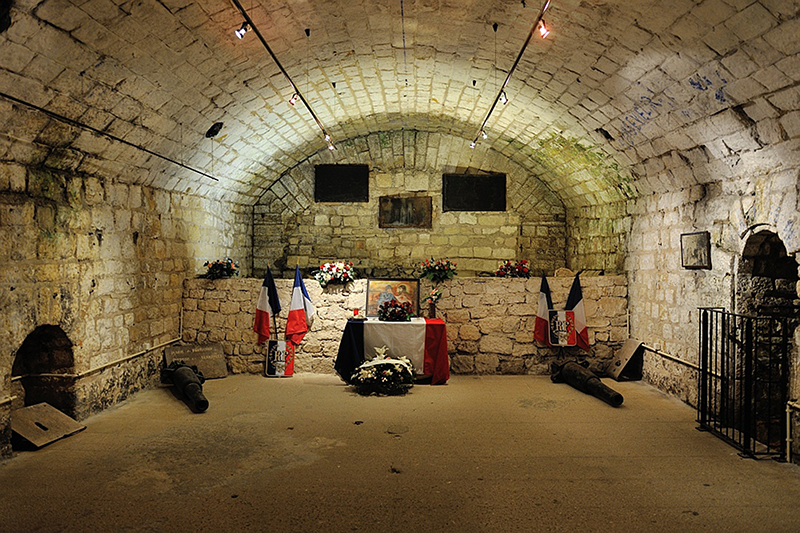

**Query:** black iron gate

left=697, top=307, right=791, bottom=458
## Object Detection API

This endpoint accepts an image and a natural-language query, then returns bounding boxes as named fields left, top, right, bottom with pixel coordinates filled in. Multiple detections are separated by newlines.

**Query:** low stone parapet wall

left=181, top=274, right=628, bottom=376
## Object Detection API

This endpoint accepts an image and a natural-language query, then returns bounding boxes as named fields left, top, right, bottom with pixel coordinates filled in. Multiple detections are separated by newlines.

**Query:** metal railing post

left=743, top=318, right=754, bottom=455
left=698, top=308, right=709, bottom=427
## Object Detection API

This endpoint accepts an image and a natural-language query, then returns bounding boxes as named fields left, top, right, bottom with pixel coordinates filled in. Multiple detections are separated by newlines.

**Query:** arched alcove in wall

left=735, top=231, right=799, bottom=448
left=11, top=325, right=77, bottom=418
left=736, top=231, right=799, bottom=317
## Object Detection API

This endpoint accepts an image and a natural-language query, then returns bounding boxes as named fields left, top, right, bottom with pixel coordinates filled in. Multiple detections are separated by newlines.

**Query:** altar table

left=334, top=318, right=450, bottom=385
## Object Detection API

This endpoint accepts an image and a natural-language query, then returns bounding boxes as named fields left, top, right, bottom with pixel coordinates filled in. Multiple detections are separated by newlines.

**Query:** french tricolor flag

left=566, top=274, right=591, bottom=353
left=254, top=267, right=281, bottom=344
left=534, top=274, right=553, bottom=346
left=286, top=266, right=316, bottom=346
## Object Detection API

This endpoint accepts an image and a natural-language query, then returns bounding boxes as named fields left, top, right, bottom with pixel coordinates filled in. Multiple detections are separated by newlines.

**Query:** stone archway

left=735, top=230, right=799, bottom=449
left=11, top=325, right=77, bottom=417
left=736, top=230, right=799, bottom=316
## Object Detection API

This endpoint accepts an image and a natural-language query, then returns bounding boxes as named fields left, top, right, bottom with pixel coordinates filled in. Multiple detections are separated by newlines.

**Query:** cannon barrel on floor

left=161, top=361, right=209, bottom=412
left=551, top=361, right=624, bottom=407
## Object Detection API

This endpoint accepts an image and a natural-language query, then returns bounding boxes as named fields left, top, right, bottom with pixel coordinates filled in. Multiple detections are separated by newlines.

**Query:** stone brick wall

left=627, top=170, right=800, bottom=406
left=254, top=130, right=569, bottom=278
left=0, top=163, right=251, bottom=456
left=181, top=273, right=628, bottom=377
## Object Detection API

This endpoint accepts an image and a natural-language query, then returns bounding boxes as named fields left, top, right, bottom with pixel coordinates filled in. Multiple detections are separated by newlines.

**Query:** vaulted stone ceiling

left=1, top=0, right=797, bottom=208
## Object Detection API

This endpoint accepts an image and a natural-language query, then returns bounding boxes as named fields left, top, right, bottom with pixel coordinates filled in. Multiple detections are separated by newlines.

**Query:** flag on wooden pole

left=566, top=274, right=591, bottom=352
left=534, top=275, right=553, bottom=346
left=254, top=266, right=281, bottom=344
left=286, top=266, right=316, bottom=346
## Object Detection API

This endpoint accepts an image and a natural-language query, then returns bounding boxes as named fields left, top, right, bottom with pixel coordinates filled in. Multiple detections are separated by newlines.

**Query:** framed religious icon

left=681, top=231, right=711, bottom=269
left=378, top=196, right=432, bottom=228
left=365, top=278, right=420, bottom=317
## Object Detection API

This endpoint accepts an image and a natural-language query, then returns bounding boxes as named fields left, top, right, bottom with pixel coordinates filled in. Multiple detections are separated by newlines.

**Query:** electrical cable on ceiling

left=0, top=90, right=220, bottom=182
left=401, top=0, right=409, bottom=87
left=470, top=0, right=552, bottom=149
left=231, top=0, right=334, bottom=150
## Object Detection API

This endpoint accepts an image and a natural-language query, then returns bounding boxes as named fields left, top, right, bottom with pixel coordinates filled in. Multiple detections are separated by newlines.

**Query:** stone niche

left=736, top=231, right=799, bottom=317
left=182, top=274, right=628, bottom=377
left=11, top=325, right=77, bottom=417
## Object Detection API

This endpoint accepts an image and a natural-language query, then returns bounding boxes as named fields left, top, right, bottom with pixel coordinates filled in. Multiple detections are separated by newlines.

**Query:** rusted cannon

left=161, top=361, right=209, bottom=412
left=551, top=361, right=624, bottom=407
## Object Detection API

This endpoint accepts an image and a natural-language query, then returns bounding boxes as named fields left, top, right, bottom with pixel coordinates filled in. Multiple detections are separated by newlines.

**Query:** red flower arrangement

left=419, top=258, right=457, bottom=284
left=495, top=259, right=531, bottom=278
left=377, top=298, right=414, bottom=321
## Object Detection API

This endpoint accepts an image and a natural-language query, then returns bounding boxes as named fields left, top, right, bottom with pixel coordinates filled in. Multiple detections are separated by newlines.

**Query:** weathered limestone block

left=514, top=329, right=534, bottom=343
left=456, top=340, right=479, bottom=354
left=450, top=355, right=475, bottom=373
left=499, top=356, right=525, bottom=374
left=458, top=323, right=481, bottom=341
left=610, top=326, right=628, bottom=342
left=596, top=296, right=627, bottom=317
left=507, top=303, right=533, bottom=316
left=461, top=294, right=484, bottom=308
left=477, top=317, right=504, bottom=334
left=478, top=294, right=502, bottom=306
left=198, top=299, right=219, bottom=312
left=480, top=335, right=514, bottom=355
left=207, top=329, right=225, bottom=343
left=470, top=304, right=503, bottom=319
left=475, top=354, right=500, bottom=374
left=511, top=343, right=537, bottom=357
left=445, top=309, right=470, bottom=323
left=204, top=312, right=224, bottom=328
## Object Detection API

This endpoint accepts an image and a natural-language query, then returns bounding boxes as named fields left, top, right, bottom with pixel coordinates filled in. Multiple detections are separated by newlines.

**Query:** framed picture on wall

left=378, top=196, right=432, bottom=228
left=365, top=278, right=420, bottom=317
left=681, top=231, right=711, bottom=269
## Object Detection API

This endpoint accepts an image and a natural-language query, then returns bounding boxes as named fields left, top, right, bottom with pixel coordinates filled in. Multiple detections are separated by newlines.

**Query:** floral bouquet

left=378, top=299, right=414, bottom=321
left=423, top=288, right=442, bottom=305
left=419, top=258, right=457, bottom=284
left=314, top=261, right=356, bottom=288
left=350, top=356, right=414, bottom=396
left=495, top=259, right=531, bottom=278
left=201, top=258, right=239, bottom=279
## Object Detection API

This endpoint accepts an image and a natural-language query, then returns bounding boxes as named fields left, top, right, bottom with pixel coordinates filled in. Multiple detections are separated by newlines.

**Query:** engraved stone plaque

left=165, top=343, right=228, bottom=379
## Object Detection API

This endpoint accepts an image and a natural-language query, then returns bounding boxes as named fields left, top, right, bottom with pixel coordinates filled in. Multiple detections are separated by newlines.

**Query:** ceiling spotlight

left=234, top=22, right=249, bottom=39
left=470, top=141, right=477, bottom=149
left=324, top=133, right=331, bottom=142
left=289, top=93, right=298, bottom=106
left=480, top=130, right=488, bottom=140
left=205, top=122, right=224, bottom=138
left=499, top=91, right=508, bottom=105
left=538, top=19, right=549, bottom=38
left=327, top=142, right=336, bottom=151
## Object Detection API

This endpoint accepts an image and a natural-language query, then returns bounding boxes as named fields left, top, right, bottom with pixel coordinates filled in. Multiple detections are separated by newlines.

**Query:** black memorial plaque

left=315, top=164, right=369, bottom=202
left=442, top=173, right=506, bottom=212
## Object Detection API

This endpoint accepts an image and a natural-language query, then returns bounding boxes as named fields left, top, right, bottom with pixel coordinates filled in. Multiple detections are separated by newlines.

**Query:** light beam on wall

left=470, top=0, right=552, bottom=149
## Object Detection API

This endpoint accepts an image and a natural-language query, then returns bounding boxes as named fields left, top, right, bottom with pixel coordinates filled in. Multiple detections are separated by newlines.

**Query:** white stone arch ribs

left=257, top=129, right=565, bottom=218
